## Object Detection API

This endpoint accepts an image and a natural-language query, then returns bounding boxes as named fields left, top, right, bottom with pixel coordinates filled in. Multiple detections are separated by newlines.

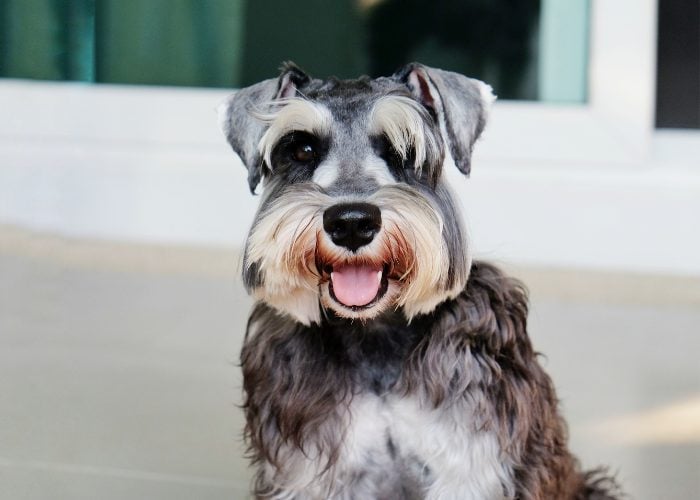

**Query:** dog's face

left=219, top=63, right=494, bottom=324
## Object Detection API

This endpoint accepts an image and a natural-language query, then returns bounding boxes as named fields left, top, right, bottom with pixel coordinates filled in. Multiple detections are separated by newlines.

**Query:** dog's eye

left=293, top=143, right=315, bottom=163
left=373, top=135, right=406, bottom=171
left=276, top=131, right=321, bottom=166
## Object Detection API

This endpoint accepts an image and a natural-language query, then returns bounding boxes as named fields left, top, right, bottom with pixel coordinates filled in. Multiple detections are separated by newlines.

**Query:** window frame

left=0, top=0, right=662, bottom=166
left=477, top=0, right=659, bottom=168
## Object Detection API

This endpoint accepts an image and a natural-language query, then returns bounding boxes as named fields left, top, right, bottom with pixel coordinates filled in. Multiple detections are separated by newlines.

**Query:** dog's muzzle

left=322, top=203, right=387, bottom=308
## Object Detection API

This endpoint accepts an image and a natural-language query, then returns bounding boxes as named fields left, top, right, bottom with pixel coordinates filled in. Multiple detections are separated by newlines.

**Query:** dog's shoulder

left=464, top=260, right=529, bottom=310
left=424, top=260, right=530, bottom=349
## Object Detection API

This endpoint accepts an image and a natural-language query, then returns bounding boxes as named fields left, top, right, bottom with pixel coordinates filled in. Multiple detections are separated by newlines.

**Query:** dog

left=218, top=62, right=621, bottom=500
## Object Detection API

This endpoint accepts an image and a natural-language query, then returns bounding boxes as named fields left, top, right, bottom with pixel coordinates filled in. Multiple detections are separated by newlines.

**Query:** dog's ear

left=393, top=63, right=495, bottom=176
left=218, top=62, right=311, bottom=193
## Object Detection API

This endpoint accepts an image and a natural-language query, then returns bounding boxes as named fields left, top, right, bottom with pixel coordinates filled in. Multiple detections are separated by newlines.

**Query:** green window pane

left=239, top=0, right=365, bottom=86
left=0, top=0, right=589, bottom=102
left=95, top=0, right=244, bottom=87
left=0, top=0, right=94, bottom=81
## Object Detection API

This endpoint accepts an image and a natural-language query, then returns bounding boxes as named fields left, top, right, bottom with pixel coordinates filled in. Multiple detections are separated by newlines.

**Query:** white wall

left=1, top=79, right=699, bottom=276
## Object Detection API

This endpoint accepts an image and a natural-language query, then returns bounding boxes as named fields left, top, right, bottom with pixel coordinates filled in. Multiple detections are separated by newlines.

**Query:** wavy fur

left=242, top=263, right=622, bottom=499
left=220, top=62, right=623, bottom=500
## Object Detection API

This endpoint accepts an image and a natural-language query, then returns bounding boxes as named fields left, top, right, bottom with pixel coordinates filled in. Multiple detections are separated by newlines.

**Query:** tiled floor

left=1, top=225, right=698, bottom=499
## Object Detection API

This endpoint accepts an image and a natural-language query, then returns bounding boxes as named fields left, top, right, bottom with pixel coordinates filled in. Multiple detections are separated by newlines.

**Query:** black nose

left=323, top=203, right=382, bottom=252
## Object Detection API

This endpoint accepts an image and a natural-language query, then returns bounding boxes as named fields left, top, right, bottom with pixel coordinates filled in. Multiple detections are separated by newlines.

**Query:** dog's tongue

left=331, top=265, right=382, bottom=307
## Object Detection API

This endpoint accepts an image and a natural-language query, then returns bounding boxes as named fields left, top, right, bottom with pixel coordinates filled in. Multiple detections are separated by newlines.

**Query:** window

left=655, top=0, right=700, bottom=129
left=0, top=0, right=244, bottom=87
left=0, top=0, right=589, bottom=103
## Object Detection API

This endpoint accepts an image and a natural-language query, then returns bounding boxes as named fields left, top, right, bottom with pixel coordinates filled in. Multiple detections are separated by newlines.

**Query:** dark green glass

left=0, top=0, right=588, bottom=102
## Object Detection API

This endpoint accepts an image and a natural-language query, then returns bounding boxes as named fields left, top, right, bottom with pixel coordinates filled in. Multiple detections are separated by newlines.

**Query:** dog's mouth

left=326, top=263, right=390, bottom=310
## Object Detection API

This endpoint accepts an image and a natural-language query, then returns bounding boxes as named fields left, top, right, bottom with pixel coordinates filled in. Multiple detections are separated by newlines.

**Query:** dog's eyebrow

left=255, top=98, right=333, bottom=167
left=369, top=95, right=437, bottom=172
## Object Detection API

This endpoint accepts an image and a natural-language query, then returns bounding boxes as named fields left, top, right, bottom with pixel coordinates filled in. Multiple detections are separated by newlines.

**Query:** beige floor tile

left=1, top=226, right=698, bottom=499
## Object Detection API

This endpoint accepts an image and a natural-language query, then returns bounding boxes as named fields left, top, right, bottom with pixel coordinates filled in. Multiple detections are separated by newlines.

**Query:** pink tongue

left=331, top=265, right=382, bottom=307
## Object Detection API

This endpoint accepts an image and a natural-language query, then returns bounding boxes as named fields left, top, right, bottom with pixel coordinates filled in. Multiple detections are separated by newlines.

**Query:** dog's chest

left=341, top=394, right=513, bottom=500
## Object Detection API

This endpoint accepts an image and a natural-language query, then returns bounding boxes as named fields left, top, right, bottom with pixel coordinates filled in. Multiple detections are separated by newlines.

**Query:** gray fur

left=394, top=63, right=491, bottom=176
left=219, top=78, right=276, bottom=193
left=219, top=63, right=623, bottom=500
left=218, top=62, right=489, bottom=193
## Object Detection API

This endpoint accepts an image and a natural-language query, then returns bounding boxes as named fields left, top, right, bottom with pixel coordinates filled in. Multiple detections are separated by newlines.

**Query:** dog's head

left=219, top=62, right=494, bottom=325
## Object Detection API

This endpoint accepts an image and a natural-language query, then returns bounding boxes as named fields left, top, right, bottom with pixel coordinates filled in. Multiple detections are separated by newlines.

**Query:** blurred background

left=0, top=0, right=698, bottom=499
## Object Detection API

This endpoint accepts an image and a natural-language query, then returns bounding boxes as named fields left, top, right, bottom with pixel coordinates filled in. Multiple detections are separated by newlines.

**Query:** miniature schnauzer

left=218, top=62, right=620, bottom=499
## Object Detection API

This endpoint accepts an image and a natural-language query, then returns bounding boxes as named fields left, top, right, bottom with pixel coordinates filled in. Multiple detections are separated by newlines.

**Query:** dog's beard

left=243, top=183, right=469, bottom=324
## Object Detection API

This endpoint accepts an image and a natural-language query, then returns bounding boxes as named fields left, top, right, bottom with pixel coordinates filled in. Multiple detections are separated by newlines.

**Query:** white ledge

left=1, top=80, right=698, bottom=276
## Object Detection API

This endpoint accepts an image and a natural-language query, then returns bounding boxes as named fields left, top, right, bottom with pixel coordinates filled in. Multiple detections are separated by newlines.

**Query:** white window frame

left=478, top=0, right=658, bottom=167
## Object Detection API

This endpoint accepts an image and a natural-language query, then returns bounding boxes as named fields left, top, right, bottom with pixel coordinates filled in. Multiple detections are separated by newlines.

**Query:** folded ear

left=393, top=63, right=495, bottom=176
left=218, top=62, right=311, bottom=193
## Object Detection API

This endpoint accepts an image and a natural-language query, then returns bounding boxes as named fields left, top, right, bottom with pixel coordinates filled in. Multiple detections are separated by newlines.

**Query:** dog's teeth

left=377, top=270, right=382, bottom=283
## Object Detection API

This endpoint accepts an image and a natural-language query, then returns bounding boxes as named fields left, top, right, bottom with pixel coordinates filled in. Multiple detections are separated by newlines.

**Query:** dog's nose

left=323, top=203, right=382, bottom=252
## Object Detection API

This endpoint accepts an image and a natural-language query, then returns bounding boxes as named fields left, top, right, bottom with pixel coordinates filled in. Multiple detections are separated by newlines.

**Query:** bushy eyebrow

left=369, top=95, right=438, bottom=173
left=254, top=98, right=333, bottom=168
